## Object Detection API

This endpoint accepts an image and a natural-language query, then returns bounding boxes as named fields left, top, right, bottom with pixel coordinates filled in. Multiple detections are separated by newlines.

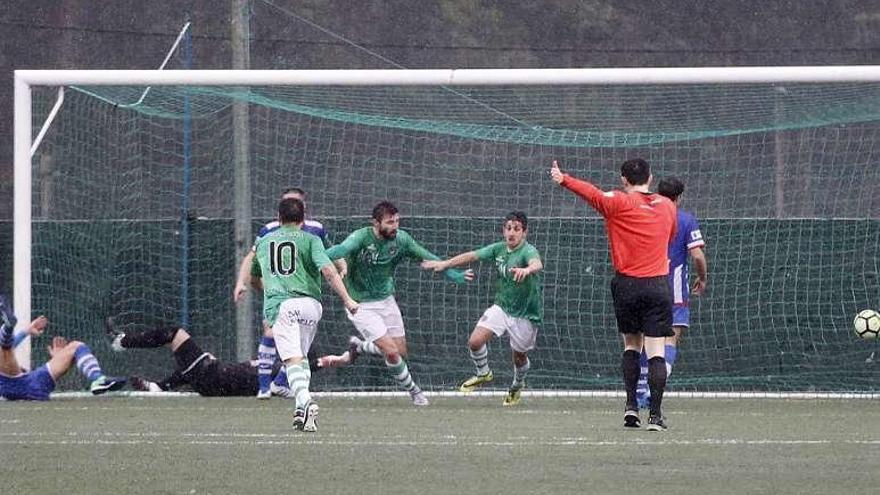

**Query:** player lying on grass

left=106, top=318, right=359, bottom=397
left=0, top=295, right=125, bottom=400
left=422, top=211, right=543, bottom=406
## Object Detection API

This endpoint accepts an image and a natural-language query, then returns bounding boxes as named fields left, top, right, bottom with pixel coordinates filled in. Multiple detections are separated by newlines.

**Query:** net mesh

left=24, top=81, right=880, bottom=393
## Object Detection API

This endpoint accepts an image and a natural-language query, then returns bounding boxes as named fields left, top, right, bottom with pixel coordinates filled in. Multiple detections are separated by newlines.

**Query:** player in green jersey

left=252, top=197, right=358, bottom=432
left=234, top=187, right=349, bottom=399
left=326, top=201, right=474, bottom=406
left=422, top=211, right=542, bottom=406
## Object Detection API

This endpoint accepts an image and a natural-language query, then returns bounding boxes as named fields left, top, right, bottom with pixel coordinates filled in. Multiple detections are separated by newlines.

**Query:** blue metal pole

left=180, top=19, right=193, bottom=328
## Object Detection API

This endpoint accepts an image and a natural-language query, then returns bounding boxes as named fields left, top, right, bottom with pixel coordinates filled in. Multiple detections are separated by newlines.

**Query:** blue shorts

left=0, top=365, right=56, bottom=401
left=672, top=304, right=690, bottom=328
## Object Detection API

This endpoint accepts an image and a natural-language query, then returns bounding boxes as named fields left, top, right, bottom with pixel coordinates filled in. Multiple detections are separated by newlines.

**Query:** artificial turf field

left=1, top=395, right=877, bottom=495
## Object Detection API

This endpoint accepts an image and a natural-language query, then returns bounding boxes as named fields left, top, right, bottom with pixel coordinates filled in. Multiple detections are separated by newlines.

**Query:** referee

left=551, top=158, right=677, bottom=431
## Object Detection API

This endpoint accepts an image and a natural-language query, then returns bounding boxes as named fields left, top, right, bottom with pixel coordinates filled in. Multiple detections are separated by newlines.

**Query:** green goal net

left=21, top=80, right=880, bottom=394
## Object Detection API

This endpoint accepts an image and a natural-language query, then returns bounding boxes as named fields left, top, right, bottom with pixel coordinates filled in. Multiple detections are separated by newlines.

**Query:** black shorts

left=174, top=339, right=259, bottom=397
left=610, top=273, right=674, bottom=338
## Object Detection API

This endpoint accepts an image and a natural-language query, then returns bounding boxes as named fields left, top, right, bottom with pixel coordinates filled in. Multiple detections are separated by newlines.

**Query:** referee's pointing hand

left=550, top=160, right=564, bottom=184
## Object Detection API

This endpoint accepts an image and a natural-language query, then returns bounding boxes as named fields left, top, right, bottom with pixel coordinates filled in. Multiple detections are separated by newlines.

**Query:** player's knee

left=513, top=351, right=528, bottom=367
left=396, top=345, right=408, bottom=358
left=262, top=321, right=273, bottom=337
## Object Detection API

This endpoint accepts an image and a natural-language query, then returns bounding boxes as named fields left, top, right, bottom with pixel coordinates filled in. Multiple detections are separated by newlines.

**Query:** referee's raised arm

left=551, top=160, right=630, bottom=218
left=550, top=158, right=677, bottom=432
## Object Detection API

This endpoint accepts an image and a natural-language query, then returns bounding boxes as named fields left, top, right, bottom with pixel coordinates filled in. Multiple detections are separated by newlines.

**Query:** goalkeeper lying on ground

left=106, top=318, right=358, bottom=397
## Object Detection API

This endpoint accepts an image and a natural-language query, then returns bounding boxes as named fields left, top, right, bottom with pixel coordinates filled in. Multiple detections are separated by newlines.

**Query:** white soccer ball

left=853, top=309, right=880, bottom=340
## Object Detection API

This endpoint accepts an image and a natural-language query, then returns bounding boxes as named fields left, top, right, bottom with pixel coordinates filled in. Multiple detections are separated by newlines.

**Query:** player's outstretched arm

left=510, top=258, right=543, bottom=283
left=320, top=264, right=359, bottom=314
left=421, top=251, right=479, bottom=272
left=234, top=250, right=257, bottom=302
left=690, top=246, right=708, bottom=295
left=411, top=244, right=475, bottom=283
left=325, top=231, right=363, bottom=260
left=319, top=229, right=349, bottom=277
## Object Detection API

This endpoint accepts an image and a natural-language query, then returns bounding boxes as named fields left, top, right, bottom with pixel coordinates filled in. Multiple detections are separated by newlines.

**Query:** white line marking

left=0, top=438, right=877, bottom=447
left=47, top=390, right=880, bottom=400
left=0, top=431, right=877, bottom=447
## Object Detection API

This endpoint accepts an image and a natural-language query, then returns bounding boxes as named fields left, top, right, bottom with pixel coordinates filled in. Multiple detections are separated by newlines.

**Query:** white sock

left=512, top=358, right=530, bottom=389
left=386, top=358, right=421, bottom=395
left=470, top=344, right=490, bottom=376
left=360, top=340, right=382, bottom=356
left=286, top=362, right=312, bottom=410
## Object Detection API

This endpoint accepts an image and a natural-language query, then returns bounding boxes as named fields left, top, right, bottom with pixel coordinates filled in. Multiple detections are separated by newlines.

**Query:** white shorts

left=477, top=305, right=538, bottom=353
left=273, top=297, right=323, bottom=361
left=347, top=296, right=405, bottom=343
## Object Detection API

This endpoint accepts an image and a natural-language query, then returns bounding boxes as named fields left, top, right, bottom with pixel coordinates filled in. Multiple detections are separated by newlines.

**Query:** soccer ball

left=853, top=309, right=880, bottom=340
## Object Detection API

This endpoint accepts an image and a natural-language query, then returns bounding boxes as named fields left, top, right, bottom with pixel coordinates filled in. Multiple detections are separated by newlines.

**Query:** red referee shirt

left=561, top=174, right=677, bottom=277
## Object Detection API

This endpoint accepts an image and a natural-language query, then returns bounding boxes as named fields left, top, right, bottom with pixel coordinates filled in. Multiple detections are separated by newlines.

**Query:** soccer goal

left=13, top=67, right=880, bottom=397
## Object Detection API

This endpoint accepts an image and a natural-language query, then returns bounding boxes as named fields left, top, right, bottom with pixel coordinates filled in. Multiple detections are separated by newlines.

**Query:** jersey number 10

left=268, top=241, right=297, bottom=276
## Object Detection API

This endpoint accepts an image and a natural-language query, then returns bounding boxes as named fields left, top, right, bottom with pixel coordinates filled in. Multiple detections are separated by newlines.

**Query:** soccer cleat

left=459, top=370, right=494, bottom=393
left=256, top=389, right=271, bottom=400
left=0, top=295, right=17, bottom=330
left=646, top=414, right=668, bottom=431
left=104, top=317, right=126, bottom=352
left=90, top=375, right=127, bottom=395
left=292, top=408, right=305, bottom=430
left=347, top=336, right=363, bottom=365
left=270, top=381, right=292, bottom=398
left=502, top=384, right=523, bottom=406
left=302, top=402, right=320, bottom=432
left=410, top=391, right=430, bottom=406
left=623, top=409, right=641, bottom=428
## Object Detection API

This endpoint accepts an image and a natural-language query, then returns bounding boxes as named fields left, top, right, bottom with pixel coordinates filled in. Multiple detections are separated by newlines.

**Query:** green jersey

left=326, top=227, right=466, bottom=302
left=474, top=241, right=543, bottom=323
left=252, top=224, right=332, bottom=325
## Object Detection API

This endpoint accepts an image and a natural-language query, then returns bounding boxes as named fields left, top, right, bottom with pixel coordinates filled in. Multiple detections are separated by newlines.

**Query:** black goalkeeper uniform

left=158, top=337, right=318, bottom=396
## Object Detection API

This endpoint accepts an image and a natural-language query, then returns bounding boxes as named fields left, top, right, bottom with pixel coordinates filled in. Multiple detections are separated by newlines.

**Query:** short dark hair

left=504, top=211, right=528, bottom=230
left=620, top=158, right=651, bottom=186
left=658, top=177, right=685, bottom=201
left=281, top=187, right=306, bottom=198
left=278, top=197, right=305, bottom=224
left=372, top=201, right=399, bottom=222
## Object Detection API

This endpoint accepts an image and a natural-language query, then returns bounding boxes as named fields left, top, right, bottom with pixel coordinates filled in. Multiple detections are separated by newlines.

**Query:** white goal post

left=13, top=66, right=880, bottom=389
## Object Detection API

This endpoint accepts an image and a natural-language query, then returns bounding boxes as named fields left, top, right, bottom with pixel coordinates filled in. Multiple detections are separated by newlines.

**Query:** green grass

left=1, top=396, right=878, bottom=495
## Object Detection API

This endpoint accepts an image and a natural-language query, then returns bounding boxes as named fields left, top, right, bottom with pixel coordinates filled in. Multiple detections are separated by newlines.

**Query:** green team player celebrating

left=325, top=201, right=473, bottom=406
left=422, top=211, right=543, bottom=406
left=252, top=197, right=358, bottom=432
